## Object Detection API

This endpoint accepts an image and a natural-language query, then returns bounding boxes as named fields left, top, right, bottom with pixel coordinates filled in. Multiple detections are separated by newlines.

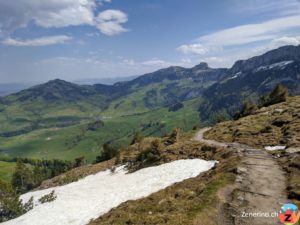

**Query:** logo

left=279, top=203, right=300, bottom=225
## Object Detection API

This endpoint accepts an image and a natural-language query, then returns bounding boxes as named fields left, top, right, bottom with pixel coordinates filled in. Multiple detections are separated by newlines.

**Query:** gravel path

left=194, top=128, right=287, bottom=225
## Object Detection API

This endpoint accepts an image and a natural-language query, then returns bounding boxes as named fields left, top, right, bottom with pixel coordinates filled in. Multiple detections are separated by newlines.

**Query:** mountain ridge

left=0, top=44, right=299, bottom=162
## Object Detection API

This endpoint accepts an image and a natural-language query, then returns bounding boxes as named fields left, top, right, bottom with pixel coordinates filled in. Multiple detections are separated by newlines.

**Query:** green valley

left=0, top=45, right=300, bottom=183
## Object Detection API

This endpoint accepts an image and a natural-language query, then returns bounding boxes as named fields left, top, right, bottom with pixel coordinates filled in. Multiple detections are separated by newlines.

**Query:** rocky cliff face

left=231, top=45, right=300, bottom=73
left=199, top=45, right=300, bottom=122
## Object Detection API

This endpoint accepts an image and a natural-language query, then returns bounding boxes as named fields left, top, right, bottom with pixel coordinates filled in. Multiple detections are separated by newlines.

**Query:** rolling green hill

left=0, top=97, right=202, bottom=163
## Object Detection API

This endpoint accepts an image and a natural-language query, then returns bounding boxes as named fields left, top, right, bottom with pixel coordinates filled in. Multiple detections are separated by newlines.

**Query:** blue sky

left=0, top=0, right=300, bottom=83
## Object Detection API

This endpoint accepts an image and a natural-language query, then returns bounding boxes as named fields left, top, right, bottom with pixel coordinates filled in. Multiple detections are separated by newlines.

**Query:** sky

left=0, top=0, right=300, bottom=84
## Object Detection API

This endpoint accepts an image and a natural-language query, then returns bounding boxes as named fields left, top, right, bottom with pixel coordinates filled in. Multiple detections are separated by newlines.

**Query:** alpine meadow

left=0, top=1, right=300, bottom=225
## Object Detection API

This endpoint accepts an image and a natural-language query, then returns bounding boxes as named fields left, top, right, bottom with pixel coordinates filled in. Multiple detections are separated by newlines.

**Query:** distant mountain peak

left=44, top=79, right=75, bottom=86
left=193, top=62, right=209, bottom=70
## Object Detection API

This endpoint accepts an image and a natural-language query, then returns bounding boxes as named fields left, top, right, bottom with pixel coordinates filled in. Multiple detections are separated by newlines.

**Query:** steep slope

left=103, top=63, right=227, bottom=115
left=25, top=130, right=237, bottom=225
left=205, top=96, right=300, bottom=147
left=199, top=45, right=300, bottom=122
left=3, top=159, right=216, bottom=225
left=205, top=96, right=300, bottom=205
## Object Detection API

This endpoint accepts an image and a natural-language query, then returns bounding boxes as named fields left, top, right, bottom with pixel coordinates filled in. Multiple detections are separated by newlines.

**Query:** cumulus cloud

left=271, top=36, right=300, bottom=46
left=177, top=44, right=208, bottom=55
left=95, top=10, right=129, bottom=36
left=249, top=35, right=300, bottom=56
left=0, top=0, right=128, bottom=38
left=2, top=35, right=73, bottom=47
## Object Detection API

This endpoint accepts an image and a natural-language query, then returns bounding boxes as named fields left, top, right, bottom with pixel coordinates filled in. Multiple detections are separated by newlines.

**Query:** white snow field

left=3, top=159, right=216, bottom=225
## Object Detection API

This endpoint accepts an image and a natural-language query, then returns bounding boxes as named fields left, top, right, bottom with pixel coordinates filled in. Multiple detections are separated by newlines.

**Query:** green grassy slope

left=0, top=161, right=16, bottom=183
left=0, top=97, right=202, bottom=163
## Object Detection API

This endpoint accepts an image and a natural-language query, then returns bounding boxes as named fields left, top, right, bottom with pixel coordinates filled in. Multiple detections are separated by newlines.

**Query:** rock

left=237, top=196, right=244, bottom=201
left=285, top=147, right=300, bottom=154
left=236, top=175, right=243, bottom=183
left=236, top=167, right=247, bottom=174
left=274, top=108, right=284, bottom=113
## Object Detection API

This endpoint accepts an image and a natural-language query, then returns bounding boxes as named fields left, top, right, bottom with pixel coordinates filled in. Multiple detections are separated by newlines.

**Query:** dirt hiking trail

left=194, top=128, right=287, bottom=225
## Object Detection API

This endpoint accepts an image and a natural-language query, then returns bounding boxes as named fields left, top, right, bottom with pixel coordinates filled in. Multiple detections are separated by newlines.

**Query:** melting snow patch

left=2, top=159, right=216, bottom=225
left=264, top=146, right=286, bottom=151
left=254, top=60, right=294, bottom=72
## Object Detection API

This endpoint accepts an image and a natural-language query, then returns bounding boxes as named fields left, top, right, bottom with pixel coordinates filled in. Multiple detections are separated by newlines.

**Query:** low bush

left=0, top=180, right=33, bottom=222
left=38, top=190, right=57, bottom=204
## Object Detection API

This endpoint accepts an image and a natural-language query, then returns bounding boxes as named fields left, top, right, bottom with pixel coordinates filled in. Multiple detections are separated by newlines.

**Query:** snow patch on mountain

left=254, top=60, right=294, bottom=72
left=264, top=146, right=286, bottom=151
left=3, top=159, right=216, bottom=225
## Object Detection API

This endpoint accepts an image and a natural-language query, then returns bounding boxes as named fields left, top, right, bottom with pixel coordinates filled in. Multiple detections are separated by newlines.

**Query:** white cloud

left=142, top=59, right=168, bottom=67
left=86, top=32, right=100, bottom=37
left=249, top=35, right=300, bottom=56
left=177, top=15, right=300, bottom=57
left=230, top=0, right=300, bottom=17
left=2, top=35, right=72, bottom=47
left=122, top=59, right=135, bottom=66
left=194, top=35, right=300, bottom=68
left=271, top=36, right=300, bottom=46
left=95, top=10, right=129, bottom=36
left=0, top=0, right=128, bottom=37
left=177, top=44, right=208, bottom=55
left=177, top=14, right=300, bottom=69
left=196, top=15, right=300, bottom=48
left=0, top=0, right=95, bottom=36
left=181, top=58, right=192, bottom=64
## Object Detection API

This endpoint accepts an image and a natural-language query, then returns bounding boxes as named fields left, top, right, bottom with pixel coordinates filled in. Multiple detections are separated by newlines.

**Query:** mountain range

left=0, top=45, right=299, bottom=161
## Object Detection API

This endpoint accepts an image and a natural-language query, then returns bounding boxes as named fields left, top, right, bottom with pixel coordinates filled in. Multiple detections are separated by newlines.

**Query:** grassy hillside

left=205, top=96, right=300, bottom=205
left=0, top=161, right=16, bottom=182
left=0, top=97, right=202, bottom=163
left=86, top=130, right=238, bottom=225
left=205, top=96, right=300, bottom=147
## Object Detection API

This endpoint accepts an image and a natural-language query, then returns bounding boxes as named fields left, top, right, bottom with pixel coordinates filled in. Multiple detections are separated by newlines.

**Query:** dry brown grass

left=36, top=128, right=239, bottom=224
left=205, top=96, right=300, bottom=148
left=36, top=159, right=115, bottom=190
left=35, top=131, right=199, bottom=190
left=205, top=96, right=300, bottom=206
left=87, top=130, right=239, bottom=225
left=89, top=155, right=239, bottom=225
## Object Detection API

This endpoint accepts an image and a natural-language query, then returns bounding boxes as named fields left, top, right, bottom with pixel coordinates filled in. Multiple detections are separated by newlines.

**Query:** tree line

left=0, top=156, right=84, bottom=222
left=234, top=83, right=289, bottom=120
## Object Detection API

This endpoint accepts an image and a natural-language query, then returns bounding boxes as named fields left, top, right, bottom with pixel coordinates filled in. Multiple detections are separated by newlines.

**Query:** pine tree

left=0, top=180, right=33, bottom=222
left=11, top=160, right=33, bottom=193
left=234, top=100, right=257, bottom=120
left=74, top=156, right=85, bottom=167
left=268, top=83, right=289, bottom=105
left=95, top=142, right=118, bottom=163
left=136, top=139, right=162, bottom=165
left=32, top=165, right=45, bottom=187
left=165, top=128, right=180, bottom=145
left=260, top=83, right=289, bottom=107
